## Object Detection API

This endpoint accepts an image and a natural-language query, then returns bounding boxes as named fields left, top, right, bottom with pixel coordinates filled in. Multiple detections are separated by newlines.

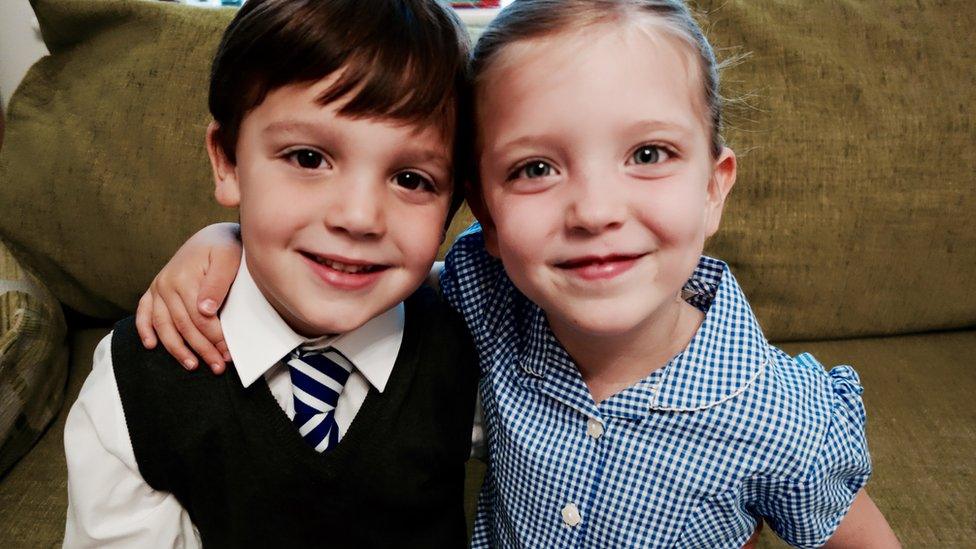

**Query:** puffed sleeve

left=754, top=365, right=872, bottom=548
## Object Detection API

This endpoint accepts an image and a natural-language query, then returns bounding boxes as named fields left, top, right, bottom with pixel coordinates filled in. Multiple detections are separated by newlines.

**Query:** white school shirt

left=63, top=260, right=403, bottom=548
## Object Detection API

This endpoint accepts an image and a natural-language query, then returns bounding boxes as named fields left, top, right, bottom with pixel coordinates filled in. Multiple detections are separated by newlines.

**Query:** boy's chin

left=283, top=306, right=380, bottom=338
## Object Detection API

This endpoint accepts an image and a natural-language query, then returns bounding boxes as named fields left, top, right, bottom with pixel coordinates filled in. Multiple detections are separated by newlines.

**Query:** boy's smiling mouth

left=554, top=253, right=648, bottom=281
left=299, top=251, right=388, bottom=274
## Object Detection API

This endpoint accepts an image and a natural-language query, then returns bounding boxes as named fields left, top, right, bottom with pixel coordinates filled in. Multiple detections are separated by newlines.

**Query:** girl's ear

left=206, top=122, right=241, bottom=208
left=704, top=147, right=737, bottom=238
left=465, top=180, right=501, bottom=258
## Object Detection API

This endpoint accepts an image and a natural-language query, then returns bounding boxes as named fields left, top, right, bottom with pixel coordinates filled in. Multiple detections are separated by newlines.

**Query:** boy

left=63, top=0, right=477, bottom=546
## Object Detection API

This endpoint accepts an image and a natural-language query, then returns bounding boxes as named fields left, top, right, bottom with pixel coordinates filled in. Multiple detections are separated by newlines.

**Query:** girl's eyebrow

left=487, top=133, right=557, bottom=158
left=625, top=119, right=695, bottom=140
left=489, top=119, right=697, bottom=157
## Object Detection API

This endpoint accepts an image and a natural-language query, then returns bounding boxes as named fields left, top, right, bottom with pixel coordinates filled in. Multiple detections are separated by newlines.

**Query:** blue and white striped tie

left=287, top=346, right=352, bottom=453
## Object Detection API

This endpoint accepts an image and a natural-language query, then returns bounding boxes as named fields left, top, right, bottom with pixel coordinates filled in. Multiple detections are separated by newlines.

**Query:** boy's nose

left=564, top=172, right=626, bottom=236
left=323, top=180, right=386, bottom=239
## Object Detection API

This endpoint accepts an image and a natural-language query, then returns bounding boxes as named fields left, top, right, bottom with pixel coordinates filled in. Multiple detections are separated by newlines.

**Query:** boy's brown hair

left=209, top=0, right=472, bottom=213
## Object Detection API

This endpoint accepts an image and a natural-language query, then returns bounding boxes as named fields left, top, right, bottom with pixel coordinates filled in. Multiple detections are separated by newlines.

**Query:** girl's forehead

left=481, top=17, right=697, bottom=80
left=475, top=21, right=709, bottom=137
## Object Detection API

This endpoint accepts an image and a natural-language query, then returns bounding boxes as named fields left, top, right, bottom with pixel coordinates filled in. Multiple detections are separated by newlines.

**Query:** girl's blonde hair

left=472, top=0, right=727, bottom=158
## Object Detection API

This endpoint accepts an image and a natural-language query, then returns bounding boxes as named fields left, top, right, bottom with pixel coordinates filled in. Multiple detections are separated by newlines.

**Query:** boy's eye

left=631, top=145, right=670, bottom=165
left=509, top=161, right=553, bottom=180
left=394, top=171, right=435, bottom=192
left=287, top=149, right=328, bottom=170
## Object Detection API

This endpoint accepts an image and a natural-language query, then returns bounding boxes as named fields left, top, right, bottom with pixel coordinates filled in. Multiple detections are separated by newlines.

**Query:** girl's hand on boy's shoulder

left=135, top=222, right=242, bottom=374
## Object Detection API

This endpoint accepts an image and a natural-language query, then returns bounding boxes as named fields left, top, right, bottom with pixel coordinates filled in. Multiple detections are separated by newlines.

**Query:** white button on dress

left=561, top=503, right=582, bottom=527
left=586, top=418, right=604, bottom=439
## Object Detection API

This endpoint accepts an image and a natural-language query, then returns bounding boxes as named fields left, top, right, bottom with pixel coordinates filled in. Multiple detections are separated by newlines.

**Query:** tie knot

left=287, top=347, right=353, bottom=413
left=292, top=340, right=333, bottom=358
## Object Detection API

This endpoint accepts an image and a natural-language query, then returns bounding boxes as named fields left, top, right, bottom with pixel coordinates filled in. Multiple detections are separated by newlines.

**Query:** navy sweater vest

left=112, top=287, right=478, bottom=548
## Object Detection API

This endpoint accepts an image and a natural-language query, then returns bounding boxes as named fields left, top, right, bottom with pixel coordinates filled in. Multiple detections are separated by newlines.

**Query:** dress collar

left=221, top=254, right=404, bottom=392
left=520, top=256, right=767, bottom=411
left=649, top=256, right=767, bottom=411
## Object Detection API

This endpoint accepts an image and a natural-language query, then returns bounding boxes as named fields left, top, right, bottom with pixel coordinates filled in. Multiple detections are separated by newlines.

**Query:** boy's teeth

left=316, top=257, right=371, bottom=274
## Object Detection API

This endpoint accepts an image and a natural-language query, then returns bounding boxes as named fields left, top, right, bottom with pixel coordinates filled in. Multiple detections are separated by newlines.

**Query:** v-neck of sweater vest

left=225, top=295, right=423, bottom=481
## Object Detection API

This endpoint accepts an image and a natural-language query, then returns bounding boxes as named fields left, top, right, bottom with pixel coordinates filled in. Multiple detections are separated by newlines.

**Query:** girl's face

left=474, top=21, right=736, bottom=343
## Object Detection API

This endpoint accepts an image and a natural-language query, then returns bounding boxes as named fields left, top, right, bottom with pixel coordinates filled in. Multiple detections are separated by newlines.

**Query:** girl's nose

left=564, top=172, right=626, bottom=236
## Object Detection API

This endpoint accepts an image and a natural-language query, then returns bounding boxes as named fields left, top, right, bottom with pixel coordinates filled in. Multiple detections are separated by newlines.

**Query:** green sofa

left=1, top=0, right=973, bottom=546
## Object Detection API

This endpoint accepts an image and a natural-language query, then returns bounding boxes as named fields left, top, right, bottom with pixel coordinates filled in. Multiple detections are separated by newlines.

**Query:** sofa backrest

left=0, top=0, right=973, bottom=341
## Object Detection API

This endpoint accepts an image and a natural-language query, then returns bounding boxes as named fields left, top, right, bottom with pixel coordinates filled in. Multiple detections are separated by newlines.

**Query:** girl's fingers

left=164, top=288, right=226, bottom=373
left=152, top=294, right=198, bottom=370
left=196, top=317, right=230, bottom=370
left=135, top=290, right=158, bottom=348
left=197, top=246, right=241, bottom=317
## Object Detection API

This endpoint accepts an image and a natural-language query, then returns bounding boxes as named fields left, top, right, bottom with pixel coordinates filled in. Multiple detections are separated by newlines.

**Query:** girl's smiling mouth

left=554, top=253, right=648, bottom=281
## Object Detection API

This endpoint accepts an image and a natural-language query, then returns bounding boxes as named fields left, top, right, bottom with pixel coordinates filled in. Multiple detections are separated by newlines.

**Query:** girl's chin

left=552, top=311, right=654, bottom=340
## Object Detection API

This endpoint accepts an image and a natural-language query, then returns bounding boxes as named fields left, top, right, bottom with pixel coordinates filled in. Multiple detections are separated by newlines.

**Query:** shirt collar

left=520, top=256, right=767, bottom=411
left=221, top=255, right=404, bottom=392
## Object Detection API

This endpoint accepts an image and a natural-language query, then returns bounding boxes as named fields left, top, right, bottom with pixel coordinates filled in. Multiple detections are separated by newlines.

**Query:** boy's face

left=208, top=75, right=453, bottom=336
left=474, top=23, right=736, bottom=342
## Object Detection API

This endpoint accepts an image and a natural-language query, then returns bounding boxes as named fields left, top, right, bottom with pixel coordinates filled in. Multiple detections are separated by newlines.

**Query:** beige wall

left=0, top=0, right=49, bottom=112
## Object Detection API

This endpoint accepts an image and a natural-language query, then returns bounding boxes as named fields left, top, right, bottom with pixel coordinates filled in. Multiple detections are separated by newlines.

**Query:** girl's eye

left=394, top=171, right=435, bottom=192
left=631, top=145, right=670, bottom=165
left=287, top=149, right=328, bottom=170
left=509, top=161, right=553, bottom=180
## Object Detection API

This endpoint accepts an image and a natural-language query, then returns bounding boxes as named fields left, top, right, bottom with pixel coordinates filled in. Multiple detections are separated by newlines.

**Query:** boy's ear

left=465, top=181, right=501, bottom=257
left=206, top=122, right=241, bottom=208
left=704, top=147, right=737, bottom=238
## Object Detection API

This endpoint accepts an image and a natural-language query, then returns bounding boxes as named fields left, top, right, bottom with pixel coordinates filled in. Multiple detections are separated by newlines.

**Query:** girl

left=136, top=1, right=898, bottom=546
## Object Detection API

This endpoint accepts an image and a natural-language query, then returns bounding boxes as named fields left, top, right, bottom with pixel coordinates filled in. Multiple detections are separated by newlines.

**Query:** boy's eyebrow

left=398, top=147, right=452, bottom=171
left=261, top=119, right=450, bottom=170
left=262, top=120, right=328, bottom=136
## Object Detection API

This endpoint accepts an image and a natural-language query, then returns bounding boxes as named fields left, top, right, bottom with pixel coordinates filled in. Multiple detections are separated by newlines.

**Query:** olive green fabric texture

left=694, top=0, right=976, bottom=340
left=0, top=0, right=236, bottom=319
left=0, top=238, right=67, bottom=477
left=0, top=328, right=102, bottom=548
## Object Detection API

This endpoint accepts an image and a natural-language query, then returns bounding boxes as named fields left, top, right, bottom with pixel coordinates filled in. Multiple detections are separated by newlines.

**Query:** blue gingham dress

left=441, top=226, right=871, bottom=549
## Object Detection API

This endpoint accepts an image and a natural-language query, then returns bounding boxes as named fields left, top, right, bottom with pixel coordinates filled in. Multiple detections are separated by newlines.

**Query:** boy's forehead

left=253, top=77, right=453, bottom=142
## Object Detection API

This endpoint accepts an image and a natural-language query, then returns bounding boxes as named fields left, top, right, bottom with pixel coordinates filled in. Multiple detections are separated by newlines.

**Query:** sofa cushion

left=1, top=0, right=973, bottom=339
left=694, top=0, right=976, bottom=340
left=0, top=325, right=95, bottom=548
left=0, top=0, right=235, bottom=318
left=0, top=238, right=67, bottom=477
